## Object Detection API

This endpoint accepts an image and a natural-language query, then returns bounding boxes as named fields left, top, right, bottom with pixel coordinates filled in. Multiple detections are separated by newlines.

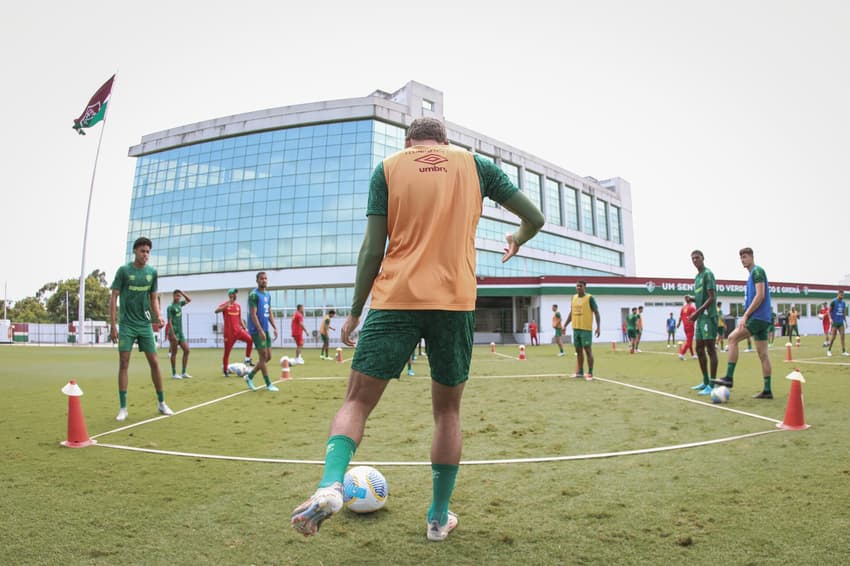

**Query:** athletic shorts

left=169, top=330, right=186, bottom=344
left=831, top=322, right=845, bottom=330
left=573, top=329, right=593, bottom=349
left=694, top=317, right=718, bottom=341
left=352, top=309, right=473, bottom=387
left=554, top=328, right=563, bottom=337
left=321, top=334, right=329, bottom=347
left=746, top=318, right=772, bottom=341
left=118, top=322, right=157, bottom=353
left=292, top=334, right=304, bottom=347
left=252, top=331, right=272, bottom=350
left=627, top=329, right=637, bottom=339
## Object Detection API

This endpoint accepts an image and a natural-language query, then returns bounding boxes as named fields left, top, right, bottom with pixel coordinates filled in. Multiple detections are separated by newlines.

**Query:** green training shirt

left=111, top=263, right=158, bottom=325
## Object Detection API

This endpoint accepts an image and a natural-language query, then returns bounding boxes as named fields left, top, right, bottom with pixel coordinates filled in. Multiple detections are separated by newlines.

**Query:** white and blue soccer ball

left=343, top=465, right=388, bottom=514
left=711, top=385, right=731, bottom=404
left=227, top=362, right=248, bottom=377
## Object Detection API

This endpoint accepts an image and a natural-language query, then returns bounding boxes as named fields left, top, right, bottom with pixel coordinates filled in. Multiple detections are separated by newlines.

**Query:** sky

left=2, top=1, right=848, bottom=302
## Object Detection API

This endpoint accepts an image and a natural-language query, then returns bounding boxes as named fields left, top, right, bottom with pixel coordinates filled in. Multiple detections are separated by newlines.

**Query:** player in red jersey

left=677, top=295, right=697, bottom=359
left=214, top=288, right=253, bottom=376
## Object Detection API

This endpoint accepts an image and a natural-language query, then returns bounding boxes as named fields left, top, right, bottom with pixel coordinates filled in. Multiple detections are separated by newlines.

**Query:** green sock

left=588, top=367, right=593, bottom=375
left=181, top=366, right=186, bottom=374
left=119, top=390, right=127, bottom=408
left=763, top=376, right=772, bottom=393
left=247, top=369, right=255, bottom=380
left=171, top=364, right=176, bottom=374
left=702, top=370, right=709, bottom=386
left=428, top=464, right=459, bottom=526
left=318, top=435, right=357, bottom=488
left=263, top=374, right=271, bottom=386
left=725, top=362, right=737, bottom=379
left=156, top=390, right=164, bottom=403
left=559, top=347, right=564, bottom=354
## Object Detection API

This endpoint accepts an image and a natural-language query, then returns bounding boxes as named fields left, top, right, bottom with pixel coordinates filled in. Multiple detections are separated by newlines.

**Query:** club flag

left=72, top=74, right=115, bottom=135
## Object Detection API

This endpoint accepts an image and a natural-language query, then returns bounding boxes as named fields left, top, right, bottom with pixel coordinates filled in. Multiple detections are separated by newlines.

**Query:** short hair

left=173, top=289, right=181, bottom=295
left=297, top=304, right=303, bottom=309
left=552, top=304, right=558, bottom=309
left=691, top=249, right=704, bottom=258
left=406, top=118, right=447, bottom=143
left=255, top=271, right=266, bottom=282
left=328, top=309, right=336, bottom=315
left=133, top=237, right=152, bottom=250
left=739, top=247, right=754, bottom=256
left=577, top=280, right=587, bottom=287
left=717, top=301, right=722, bottom=306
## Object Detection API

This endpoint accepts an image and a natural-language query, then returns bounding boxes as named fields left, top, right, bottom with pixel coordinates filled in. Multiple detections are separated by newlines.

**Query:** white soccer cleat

left=291, top=483, right=344, bottom=536
left=427, top=511, right=458, bottom=542
left=116, top=408, right=128, bottom=421
left=181, top=373, right=192, bottom=379
left=158, top=402, right=174, bottom=416
left=171, top=374, right=182, bottom=380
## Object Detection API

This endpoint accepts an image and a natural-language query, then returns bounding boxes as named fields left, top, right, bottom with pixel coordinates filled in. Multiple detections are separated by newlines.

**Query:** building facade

left=126, top=81, right=635, bottom=348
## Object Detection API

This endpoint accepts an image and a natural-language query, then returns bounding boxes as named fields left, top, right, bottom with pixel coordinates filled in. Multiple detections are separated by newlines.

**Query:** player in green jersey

left=166, top=289, right=192, bottom=379
left=109, top=237, right=174, bottom=421
left=688, top=250, right=718, bottom=396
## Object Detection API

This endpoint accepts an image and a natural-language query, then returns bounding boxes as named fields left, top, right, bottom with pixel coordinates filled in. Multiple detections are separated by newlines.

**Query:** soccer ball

left=227, top=362, right=248, bottom=377
left=343, top=465, right=388, bottom=514
left=710, top=385, right=731, bottom=404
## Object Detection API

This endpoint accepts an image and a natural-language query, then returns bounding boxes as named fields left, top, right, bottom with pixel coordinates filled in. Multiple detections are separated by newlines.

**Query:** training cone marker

left=336, top=347, right=343, bottom=363
left=490, top=342, right=496, bottom=354
left=785, top=343, right=793, bottom=362
left=795, top=336, right=801, bottom=348
left=778, top=369, right=810, bottom=430
left=280, top=356, right=291, bottom=380
left=611, top=340, right=616, bottom=351
left=518, top=344, right=526, bottom=361
left=60, top=381, right=96, bottom=448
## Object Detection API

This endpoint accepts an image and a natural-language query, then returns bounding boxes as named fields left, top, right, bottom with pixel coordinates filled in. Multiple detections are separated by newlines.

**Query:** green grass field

left=2, top=340, right=848, bottom=565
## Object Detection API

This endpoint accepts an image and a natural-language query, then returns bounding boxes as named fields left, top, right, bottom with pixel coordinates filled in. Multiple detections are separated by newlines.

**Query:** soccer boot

left=427, top=511, right=458, bottom=542
left=291, top=483, right=344, bottom=536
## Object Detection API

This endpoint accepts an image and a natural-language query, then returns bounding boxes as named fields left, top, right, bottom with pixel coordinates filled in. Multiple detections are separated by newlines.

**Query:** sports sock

left=318, top=435, right=357, bottom=488
left=702, top=370, right=709, bottom=386
left=559, top=347, right=564, bottom=354
left=588, top=366, right=593, bottom=374
left=181, top=365, right=186, bottom=374
left=156, top=390, right=164, bottom=403
left=119, top=390, right=127, bottom=408
left=171, top=364, right=176, bottom=374
left=428, top=463, right=459, bottom=526
left=763, top=376, right=772, bottom=393
left=263, top=374, right=271, bottom=386
left=725, top=362, right=737, bottom=379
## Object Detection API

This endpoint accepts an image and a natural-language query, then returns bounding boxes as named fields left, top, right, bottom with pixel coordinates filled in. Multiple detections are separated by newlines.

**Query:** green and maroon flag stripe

left=72, top=74, right=115, bottom=135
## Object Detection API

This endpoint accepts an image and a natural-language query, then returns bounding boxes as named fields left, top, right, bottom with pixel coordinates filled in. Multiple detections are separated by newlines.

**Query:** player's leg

left=713, top=325, right=750, bottom=388
left=223, top=335, right=235, bottom=375
left=140, top=331, right=172, bottom=415
left=584, top=345, right=594, bottom=378
left=180, top=340, right=191, bottom=377
left=168, top=336, right=179, bottom=378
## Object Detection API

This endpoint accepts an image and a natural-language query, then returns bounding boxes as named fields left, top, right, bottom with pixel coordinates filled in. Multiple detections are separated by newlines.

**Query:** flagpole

left=77, top=76, right=115, bottom=345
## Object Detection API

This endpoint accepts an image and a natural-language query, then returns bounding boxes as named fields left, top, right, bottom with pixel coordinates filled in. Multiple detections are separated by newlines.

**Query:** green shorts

left=321, top=334, right=329, bottom=347
left=746, top=318, right=772, bottom=341
left=694, top=317, right=718, bottom=341
left=573, top=329, right=593, bottom=349
left=252, top=331, right=272, bottom=350
left=118, top=322, right=158, bottom=353
left=352, top=309, right=473, bottom=386
left=554, top=328, right=563, bottom=337
left=832, top=322, right=845, bottom=330
left=627, top=329, right=637, bottom=339
left=169, top=330, right=186, bottom=344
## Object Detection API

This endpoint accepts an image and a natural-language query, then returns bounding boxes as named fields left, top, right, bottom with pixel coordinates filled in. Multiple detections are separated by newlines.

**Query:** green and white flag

left=72, top=74, right=115, bottom=135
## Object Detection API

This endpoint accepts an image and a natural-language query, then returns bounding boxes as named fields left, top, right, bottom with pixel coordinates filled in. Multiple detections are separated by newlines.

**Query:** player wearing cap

left=214, top=288, right=254, bottom=376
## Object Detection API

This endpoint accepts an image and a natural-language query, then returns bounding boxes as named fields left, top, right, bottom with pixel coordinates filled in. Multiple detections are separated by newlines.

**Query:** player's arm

left=151, top=291, right=164, bottom=327
left=214, top=303, right=225, bottom=314
left=592, top=297, right=601, bottom=337
left=181, top=291, right=191, bottom=304
left=564, top=312, right=572, bottom=328
left=691, top=288, right=715, bottom=321
left=269, top=308, right=278, bottom=339
left=109, top=289, right=120, bottom=341
left=499, top=192, right=544, bottom=262
left=342, top=215, right=387, bottom=346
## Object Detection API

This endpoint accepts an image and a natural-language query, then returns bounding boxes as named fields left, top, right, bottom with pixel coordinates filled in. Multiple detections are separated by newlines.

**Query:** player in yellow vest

left=291, top=117, right=544, bottom=541
left=564, top=280, right=601, bottom=379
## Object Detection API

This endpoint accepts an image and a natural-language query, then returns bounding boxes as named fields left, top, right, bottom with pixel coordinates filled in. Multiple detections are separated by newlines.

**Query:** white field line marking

left=93, top=372, right=788, bottom=464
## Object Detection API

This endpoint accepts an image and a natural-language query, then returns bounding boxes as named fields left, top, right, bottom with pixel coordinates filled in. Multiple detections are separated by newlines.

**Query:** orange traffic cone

left=336, top=347, right=343, bottom=363
left=518, top=345, right=526, bottom=361
left=60, top=381, right=96, bottom=448
left=490, top=342, right=496, bottom=354
left=795, top=336, right=801, bottom=348
left=785, top=343, right=793, bottom=362
left=611, top=341, right=616, bottom=351
left=778, top=370, right=810, bottom=430
left=280, top=356, right=291, bottom=380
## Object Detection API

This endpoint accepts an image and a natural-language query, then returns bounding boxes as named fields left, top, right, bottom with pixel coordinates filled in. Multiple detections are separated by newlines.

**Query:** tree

left=42, top=271, right=111, bottom=323
left=9, top=297, right=49, bottom=323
